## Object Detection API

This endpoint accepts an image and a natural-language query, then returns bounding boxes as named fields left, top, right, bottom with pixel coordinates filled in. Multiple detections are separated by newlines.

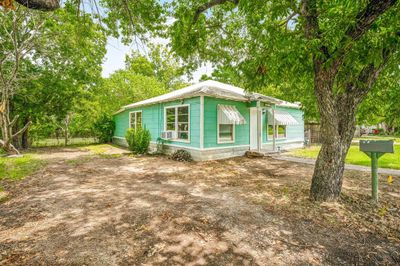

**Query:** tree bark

left=15, top=0, right=59, bottom=11
left=21, top=117, right=30, bottom=149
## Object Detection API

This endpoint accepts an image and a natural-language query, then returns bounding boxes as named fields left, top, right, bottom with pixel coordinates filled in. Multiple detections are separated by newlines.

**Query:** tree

left=94, top=70, right=167, bottom=115
left=125, top=44, right=186, bottom=89
left=0, top=7, right=47, bottom=153
left=170, top=0, right=400, bottom=201
left=357, top=69, right=400, bottom=133
left=7, top=4, right=106, bottom=149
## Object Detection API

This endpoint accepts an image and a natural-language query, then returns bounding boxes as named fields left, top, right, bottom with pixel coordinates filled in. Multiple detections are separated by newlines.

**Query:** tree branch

left=12, top=120, right=32, bottom=139
left=193, top=0, right=239, bottom=23
left=345, top=0, right=398, bottom=41
left=330, top=0, right=398, bottom=71
left=15, top=0, right=59, bottom=11
left=9, top=114, right=19, bottom=127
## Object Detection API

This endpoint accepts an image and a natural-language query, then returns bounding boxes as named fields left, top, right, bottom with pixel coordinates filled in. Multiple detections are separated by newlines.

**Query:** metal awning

left=268, top=110, right=299, bottom=125
left=218, top=105, right=247, bottom=125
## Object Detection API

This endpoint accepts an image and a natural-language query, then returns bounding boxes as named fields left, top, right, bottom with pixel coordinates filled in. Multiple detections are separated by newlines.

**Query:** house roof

left=116, top=80, right=300, bottom=114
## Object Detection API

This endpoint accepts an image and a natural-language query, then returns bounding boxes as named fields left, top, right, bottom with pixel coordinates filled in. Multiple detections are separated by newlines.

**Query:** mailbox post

left=360, top=140, right=394, bottom=203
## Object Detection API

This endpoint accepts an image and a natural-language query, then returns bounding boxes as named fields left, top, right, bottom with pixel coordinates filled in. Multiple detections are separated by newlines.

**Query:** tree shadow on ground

left=0, top=151, right=399, bottom=265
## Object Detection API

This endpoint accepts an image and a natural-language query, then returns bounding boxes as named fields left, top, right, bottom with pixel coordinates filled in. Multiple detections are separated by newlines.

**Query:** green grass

left=0, top=155, right=46, bottom=181
left=81, top=144, right=110, bottom=154
left=32, top=137, right=99, bottom=148
left=288, top=144, right=400, bottom=170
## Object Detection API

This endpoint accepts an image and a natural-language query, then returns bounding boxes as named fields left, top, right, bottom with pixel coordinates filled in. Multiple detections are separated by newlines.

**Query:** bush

left=125, top=127, right=151, bottom=154
left=170, top=149, right=193, bottom=162
left=93, top=114, right=115, bottom=143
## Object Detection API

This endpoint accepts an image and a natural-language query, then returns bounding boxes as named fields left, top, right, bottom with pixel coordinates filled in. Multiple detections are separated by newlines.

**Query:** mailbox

left=360, top=140, right=394, bottom=154
left=359, top=139, right=395, bottom=203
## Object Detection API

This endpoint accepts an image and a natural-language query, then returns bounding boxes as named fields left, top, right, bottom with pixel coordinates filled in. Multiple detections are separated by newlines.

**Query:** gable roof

left=116, top=80, right=300, bottom=114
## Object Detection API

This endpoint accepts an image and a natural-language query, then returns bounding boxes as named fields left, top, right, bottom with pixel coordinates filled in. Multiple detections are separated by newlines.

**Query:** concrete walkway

left=274, top=155, right=400, bottom=176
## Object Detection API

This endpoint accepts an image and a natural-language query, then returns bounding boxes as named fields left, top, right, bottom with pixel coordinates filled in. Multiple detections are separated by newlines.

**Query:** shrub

left=125, top=127, right=151, bottom=154
left=170, top=149, right=193, bottom=162
left=93, top=114, right=115, bottom=143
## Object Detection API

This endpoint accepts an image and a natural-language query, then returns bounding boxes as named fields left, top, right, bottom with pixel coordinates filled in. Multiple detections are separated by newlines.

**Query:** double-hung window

left=217, top=106, right=235, bottom=143
left=165, top=105, right=190, bottom=141
left=218, top=124, right=234, bottom=143
left=129, top=111, right=142, bottom=130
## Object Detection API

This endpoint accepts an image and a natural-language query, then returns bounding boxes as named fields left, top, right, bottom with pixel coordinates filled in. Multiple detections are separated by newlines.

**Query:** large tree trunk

left=309, top=66, right=358, bottom=201
left=310, top=117, right=355, bottom=201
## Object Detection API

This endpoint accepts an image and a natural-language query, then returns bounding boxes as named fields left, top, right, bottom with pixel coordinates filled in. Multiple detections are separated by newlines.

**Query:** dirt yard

left=0, top=145, right=399, bottom=265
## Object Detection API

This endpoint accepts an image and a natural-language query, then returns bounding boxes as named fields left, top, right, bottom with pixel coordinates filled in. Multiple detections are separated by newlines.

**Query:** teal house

left=113, top=80, right=304, bottom=160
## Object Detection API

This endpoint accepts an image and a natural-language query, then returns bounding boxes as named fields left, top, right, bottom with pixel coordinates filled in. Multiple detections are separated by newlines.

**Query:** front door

left=249, top=107, right=258, bottom=150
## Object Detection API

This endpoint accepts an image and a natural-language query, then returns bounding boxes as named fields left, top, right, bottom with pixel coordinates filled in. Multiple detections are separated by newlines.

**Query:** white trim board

left=200, top=96, right=204, bottom=149
left=149, top=141, right=249, bottom=151
left=164, top=104, right=190, bottom=143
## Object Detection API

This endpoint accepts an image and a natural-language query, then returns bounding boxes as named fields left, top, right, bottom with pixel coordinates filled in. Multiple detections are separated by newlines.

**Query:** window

left=267, top=124, right=287, bottom=139
left=277, top=125, right=287, bottom=139
left=129, top=111, right=142, bottom=130
left=165, top=105, right=189, bottom=141
left=267, top=125, right=274, bottom=140
left=219, top=124, right=234, bottom=142
left=217, top=106, right=235, bottom=143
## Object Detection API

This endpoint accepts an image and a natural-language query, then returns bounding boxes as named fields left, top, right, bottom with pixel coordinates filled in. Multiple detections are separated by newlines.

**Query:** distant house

left=113, top=80, right=304, bottom=160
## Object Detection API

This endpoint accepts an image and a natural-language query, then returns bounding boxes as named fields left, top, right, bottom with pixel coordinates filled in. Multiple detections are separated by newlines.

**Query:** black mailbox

left=359, top=140, right=394, bottom=154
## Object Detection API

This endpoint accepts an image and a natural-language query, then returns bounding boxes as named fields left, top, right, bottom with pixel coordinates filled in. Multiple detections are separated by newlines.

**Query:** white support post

left=257, top=101, right=261, bottom=152
left=272, top=105, right=276, bottom=152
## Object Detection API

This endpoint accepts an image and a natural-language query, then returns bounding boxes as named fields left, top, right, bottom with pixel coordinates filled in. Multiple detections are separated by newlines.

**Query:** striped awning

left=268, top=110, right=299, bottom=125
left=218, top=105, right=246, bottom=125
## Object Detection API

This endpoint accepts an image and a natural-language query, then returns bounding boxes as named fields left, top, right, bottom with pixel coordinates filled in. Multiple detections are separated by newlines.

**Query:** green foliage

left=169, top=0, right=400, bottom=122
left=93, top=114, right=115, bottom=143
left=125, top=128, right=151, bottom=154
left=8, top=4, right=107, bottom=146
left=0, top=155, right=46, bottom=181
left=94, top=71, right=167, bottom=115
left=98, top=0, right=165, bottom=44
left=125, top=44, right=186, bottom=89
left=169, top=149, right=193, bottom=162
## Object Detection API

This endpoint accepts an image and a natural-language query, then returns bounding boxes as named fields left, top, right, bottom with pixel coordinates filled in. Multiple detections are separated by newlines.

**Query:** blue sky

left=102, top=37, right=213, bottom=82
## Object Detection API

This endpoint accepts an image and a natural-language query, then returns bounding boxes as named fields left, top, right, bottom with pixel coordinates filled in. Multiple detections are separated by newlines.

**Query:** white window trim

left=129, top=110, right=142, bottom=130
left=164, top=104, right=190, bottom=143
left=217, top=105, right=235, bottom=144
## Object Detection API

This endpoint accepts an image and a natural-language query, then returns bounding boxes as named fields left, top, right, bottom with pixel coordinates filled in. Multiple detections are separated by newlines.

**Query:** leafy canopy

left=169, top=0, right=400, bottom=120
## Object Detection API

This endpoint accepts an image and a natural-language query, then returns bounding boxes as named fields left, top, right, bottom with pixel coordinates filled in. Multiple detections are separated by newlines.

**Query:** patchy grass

left=80, top=144, right=110, bottom=154
left=288, top=144, right=400, bottom=169
left=66, top=155, right=94, bottom=166
left=0, top=155, right=46, bottom=181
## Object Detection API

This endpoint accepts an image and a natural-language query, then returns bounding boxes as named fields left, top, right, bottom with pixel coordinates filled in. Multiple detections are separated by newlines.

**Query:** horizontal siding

left=262, top=106, right=304, bottom=143
left=113, top=97, right=200, bottom=149
left=203, top=97, right=250, bottom=148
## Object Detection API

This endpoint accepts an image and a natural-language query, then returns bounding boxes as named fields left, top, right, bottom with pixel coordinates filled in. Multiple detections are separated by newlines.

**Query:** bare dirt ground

left=0, top=145, right=399, bottom=265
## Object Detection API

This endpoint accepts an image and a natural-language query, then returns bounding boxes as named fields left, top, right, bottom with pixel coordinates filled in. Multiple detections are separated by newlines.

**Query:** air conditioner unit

left=161, top=131, right=177, bottom=140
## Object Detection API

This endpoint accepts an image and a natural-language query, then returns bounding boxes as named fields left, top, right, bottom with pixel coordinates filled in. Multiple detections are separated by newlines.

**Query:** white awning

left=268, top=110, right=299, bottom=125
left=218, top=105, right=246, bottom=125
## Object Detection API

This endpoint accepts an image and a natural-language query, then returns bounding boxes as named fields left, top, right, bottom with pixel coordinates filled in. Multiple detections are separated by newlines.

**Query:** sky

left=102, top=36, right=214, bottom=83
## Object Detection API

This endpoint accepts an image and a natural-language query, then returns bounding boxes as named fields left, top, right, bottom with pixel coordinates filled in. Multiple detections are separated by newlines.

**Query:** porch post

left=272, top=105, right=276, bottom=152
left=256, top=101, right=261, bottom=152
